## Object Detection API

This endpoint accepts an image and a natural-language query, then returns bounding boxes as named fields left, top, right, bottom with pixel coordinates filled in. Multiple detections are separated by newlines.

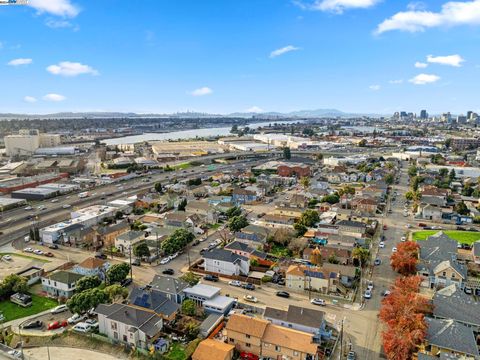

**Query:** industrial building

left=0, top=196, right=27, bottom=211
left=4, top=129, right=61, bottom=157
left=0, top=173, right=69, bottom=194
left=11, top=187, right=59, bottom=201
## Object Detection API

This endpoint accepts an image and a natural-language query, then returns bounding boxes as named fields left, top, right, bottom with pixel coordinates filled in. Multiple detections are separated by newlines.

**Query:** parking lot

left=0, top=254, right=45, bottom=279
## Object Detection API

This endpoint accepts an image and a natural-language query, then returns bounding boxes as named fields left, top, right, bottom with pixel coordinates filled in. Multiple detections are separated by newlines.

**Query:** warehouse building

left=11, top=187, right=59, bottom=201
left=0, top=196, right=27, bottom=211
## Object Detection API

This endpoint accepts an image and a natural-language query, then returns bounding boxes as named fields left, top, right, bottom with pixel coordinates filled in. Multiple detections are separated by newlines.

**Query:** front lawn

left=412, top=230, right=480, bottom=245
left=0, top=294, right=57, bottom=322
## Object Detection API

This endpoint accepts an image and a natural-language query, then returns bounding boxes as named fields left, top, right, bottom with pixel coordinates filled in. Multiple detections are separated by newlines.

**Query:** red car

left=383, top=225, right=388, bottom=230
left=47, top=320, right=68, bottom=330
left=44, top=252, right=54, bottom=257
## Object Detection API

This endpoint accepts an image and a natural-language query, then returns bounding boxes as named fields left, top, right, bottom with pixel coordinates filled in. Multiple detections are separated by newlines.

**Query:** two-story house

left=95, top=303, right=163, bottom=350
left=128, top=286, right=180, bottom=322
left=72, top=257, right=110, bottom=281
left=231, top=188, right=257, bottom=205
left=203, top=248, right=250, bottom=276
left=149, top=275, right=188, bottom=304
left=115, top=230, right=145, bottom=253
left=41, top=271, right=84, bottom=298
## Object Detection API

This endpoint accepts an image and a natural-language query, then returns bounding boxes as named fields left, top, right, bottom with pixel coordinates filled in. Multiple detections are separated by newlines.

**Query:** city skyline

left=1, top=0, right=479, bottom=114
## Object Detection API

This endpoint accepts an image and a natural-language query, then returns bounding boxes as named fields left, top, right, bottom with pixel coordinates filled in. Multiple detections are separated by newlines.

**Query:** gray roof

left=336, top=220, right=366, bottom=229
left=432, top=284, right=480, bottom=327
left=264, top=305, right=325, bottom=330
left=95, top=303, right=163, bottom=337
left=474, top=241, right=480, bottom=257
left=117, top=230, right=145, bottom=242
left=129, top=287, right=179, bottom=317
left=202, top=248, right=248, bottom=263
left=417, top=354, right=437, bottom=360
left=150, top=275, right=188, bottom=295
left=45, top=271, right=84, bottom=284
left=224, top=240, right=252, bottom=252
left=426, top=318, right=480, bottom=357
left=97, top=222, right=129, bottom=235
left=199, top=313, right=224, bottom=334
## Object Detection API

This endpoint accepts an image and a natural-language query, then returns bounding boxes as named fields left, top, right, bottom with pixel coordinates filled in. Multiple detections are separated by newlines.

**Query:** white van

left=51, top=304, right=68, bottom=314
left=72, top=322, right=91, bottom=333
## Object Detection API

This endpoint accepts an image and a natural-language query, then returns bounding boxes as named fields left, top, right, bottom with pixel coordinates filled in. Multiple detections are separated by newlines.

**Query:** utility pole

left=156, top=232, right=160, bottom=265
left=339, top=318, right=344, bottom=360
left=129, top=246, right=133, bottom=280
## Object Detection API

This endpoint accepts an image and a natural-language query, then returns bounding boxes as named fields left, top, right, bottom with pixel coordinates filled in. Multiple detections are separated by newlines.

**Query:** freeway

left=0, top=158, right=265, bottom=248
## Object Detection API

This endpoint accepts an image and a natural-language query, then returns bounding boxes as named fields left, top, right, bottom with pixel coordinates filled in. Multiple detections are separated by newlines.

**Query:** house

left=95, top=303, right=163, bottom=350
left=128, top=286, right=180, bottom=322
left=41, top=271, right=84, bottom=298
left=303, top=245, right=353, bottom=266
left=336, top=220, right=367, bottom=237
left=16, top=266, right=43, bottom=285
left=473, top=241, right=480, bottom=265
left=202, top=248, right=250, bottom=276
left=185, top=201, right=218, bottom=224
left=183, top=283, right=235, bottom=315
left=432, top=284, right=480, bottom=330
left=96, top=222, right=130, bottom=247
left=263, top=305, right=329, bottom=336
left=260, top=214, right=296, bottom=228
left=351, top=197, right=378, bottom=215
left=164, top=212, right=202, bottom=229
left=421, top=318, right=480, bottom=358
left=224, top=240, right=270, bottom=265
left=290, top=194, right=309, bottom=208
left=421, top=186, right=449, bottom=207
left=225, top=314, right=320, bottom=359
left=72, top=257, right=110, bottom=281
left=234, top=224, right=270, bottom=246
left=286, top=265, right=338, bottom=294
left=421, top=204, right=443, bottom=221
left=417, top=232, right=467, bottom=290
left=149, top=275, right=188, bottom=304
left=192, top=339, right=235, bottom=360
left=277, top=164, right=311, bottom=178
left=115, top=230, right=145, bottom=253
left=232, top=188, right=257, bottom=205
left=273, top=206, right=304, bottom=219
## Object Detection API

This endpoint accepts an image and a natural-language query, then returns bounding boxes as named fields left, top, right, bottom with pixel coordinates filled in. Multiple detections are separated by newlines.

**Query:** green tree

left=338, top=186, right=355, bottom=196
left=358, top=139, right=367, bottom=147
left=438, top=168, right=449, bottom=178
left=114, top=211, right=124, bottom=220
left=181, top=299, right=196, bottom=316
left=227, top=215, right=249, bottom=232
left=328, top=254, right=339, bottom=264
left=449, top=169, right=456, bottom=182
left=298, top=209, right=320, bottom=227
left=161, top=228, right=195, bottom=255
left=455, top=201, right=469, bottom=216
left=133, top=242, right=151, bottom=258
left=293, top=223, right=308, bottom=237
left=76, top=276, right=102, bottom=293
left=231, top=124, right=238, bottom=134
left=300, top=177, right=311, bottom=190
left=154, top=182, right=163, bottom=193
left=385, top=174, right=394, bottom=185
left=226, top=206, right=242, bottom=219
left=106, top=263, right=131, bottom=284
left=178, top=198, right=188, bottom=211
left=352, top=247, right=370, bottom=267
left=180, top=272, right=200, bottom=286
left=321, top=193, right=340, bottom=204
left=67, top=288, right=109, bottom=314
left=104, top=284, right=128, bottom=302
left=283, top=147, right=291, bottom=160
left=184, top=321, right=200, bottom=340
left=408, top=165, right=418, bottom=178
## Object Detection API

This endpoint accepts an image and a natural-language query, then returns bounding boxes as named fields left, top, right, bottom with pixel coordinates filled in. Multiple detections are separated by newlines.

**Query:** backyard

left=412, top=230, right=480, bottom=245
left=0, top=294, right=57, bottom=322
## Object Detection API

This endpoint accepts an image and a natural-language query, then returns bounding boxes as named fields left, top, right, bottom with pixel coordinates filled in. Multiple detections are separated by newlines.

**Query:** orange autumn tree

left=390, top=241, right=420, bottom=275
left=380, top=276, right=431, bottom=360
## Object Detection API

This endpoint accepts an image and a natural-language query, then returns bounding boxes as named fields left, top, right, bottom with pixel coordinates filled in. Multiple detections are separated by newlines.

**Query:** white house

left=95, top=303, right=163, bottom=350
left=202, top=249, right=249, bottom=276
left=41, top=271, right=84, bottom=298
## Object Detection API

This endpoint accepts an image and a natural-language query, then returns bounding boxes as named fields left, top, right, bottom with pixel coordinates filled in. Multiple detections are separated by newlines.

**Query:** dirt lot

left=0, top=254, right=46, bottom=279
left=23, top=346, right=126, bottom=360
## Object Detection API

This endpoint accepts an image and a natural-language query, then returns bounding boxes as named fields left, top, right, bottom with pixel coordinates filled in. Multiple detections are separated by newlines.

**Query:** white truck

left=78, top=191, right=90, bottom=198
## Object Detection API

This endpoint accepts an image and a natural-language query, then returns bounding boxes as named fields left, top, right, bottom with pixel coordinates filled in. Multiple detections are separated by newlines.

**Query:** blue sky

left=0, top=0, right=479, bottom=115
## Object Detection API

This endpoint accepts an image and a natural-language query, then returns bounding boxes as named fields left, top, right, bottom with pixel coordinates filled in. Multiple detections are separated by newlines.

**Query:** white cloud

left=369, top=84, right=381, bottom=90
left=246, top=106, right=264, bottom=113
left=7, top=58, right=32, bottom=66
left=376, top=0, right=480, bottom=34
left=270, top=45, right=300, bottom=58
left=43, top=93, right=66, bottom=102
left=389, top=79, right=404, bottom=84
left=23, top=96, right=37, bottom=103
left=29, top=0, right=80, bottom=17
left=45, top=19, right=78, bottom=30
left=47, top=61, right=98, bottom=77
left=415, top=61, right=428, bottom=68
left=427, top=54, right=464, bottom=67
left=296, top=0, right=380, bottom=13
left=409, top=73, right=441, bottom=85
left=190, top=87, right=213, bottom=97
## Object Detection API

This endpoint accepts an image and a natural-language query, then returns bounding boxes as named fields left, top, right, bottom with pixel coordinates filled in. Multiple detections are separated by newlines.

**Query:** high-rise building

left=420, top=110, right=428, bottom=119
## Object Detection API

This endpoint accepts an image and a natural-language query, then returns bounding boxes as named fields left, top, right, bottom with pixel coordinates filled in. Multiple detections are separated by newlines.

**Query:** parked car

left=160, top=257, right=170, bottom=265
left=311, top=298, right=326, bottom=306
left=367, top=281, right=374, bottom=291
left=47, top=320, right=68, bottom=330
left=464, top=286, right=473, bottom=295
left=44, top=252, right=54, bottom=257
left=21, top=320, right=43, bottom=329
left=364, top=290, right=372, bottom=299
left=33, top=249, right=43, bottom=255
left=392, top=247, right=397, bottom=253
left=131, top=258, right=141, bottom=266
left=383, top=225, right=387, bottom=230
left=347, top=351, right=357, bottom=360
left=85, top=318, right=99, bottom=329
left=381, top=290, right=391, bottom=297
left=243, top=295, right=258, bottom=303
left=374, top=258, right=381, bottom=266
left=242, top=283, right=255, bottom=291
left=162, top=269, right=175, bottom=275
left=2, top=255, right=12, bottom=261
left=379, top=242, right=385, bottom=248
left=68, top=313, right=85, bottom=324
left=276, top=291, right=290, bottom=298
left=48, top=244, right=58, bottom=249
left=203, top=274, right=219, bottom=282
left=23, top=247, right=34, bottom=253
left=120, top=278, right=132, bottom=287
left=72, top=322, right=92, bottom=333
left=229, top=280, right=242, bottom=287
left=7, top=350, right=22, bottom=358
left=94, top=252, right=107, bottom=260
left=401, top=236, right=406, bottom=242
left=51, top=304, right=68, bottom=314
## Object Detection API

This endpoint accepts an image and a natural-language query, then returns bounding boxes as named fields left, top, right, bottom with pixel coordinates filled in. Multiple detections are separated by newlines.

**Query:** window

left=111, top=322, right=118, bottom=331
left=246, top=343, right=251, bottom=348
left=442, top=271, right=446, bottom=277
left=275, top=345, right=281, bottom=352
left=294, top=351, right=299, bottom=356
left=246, top=334, right=250, bottom=339
left=229, top=338, right=234, bottom=343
